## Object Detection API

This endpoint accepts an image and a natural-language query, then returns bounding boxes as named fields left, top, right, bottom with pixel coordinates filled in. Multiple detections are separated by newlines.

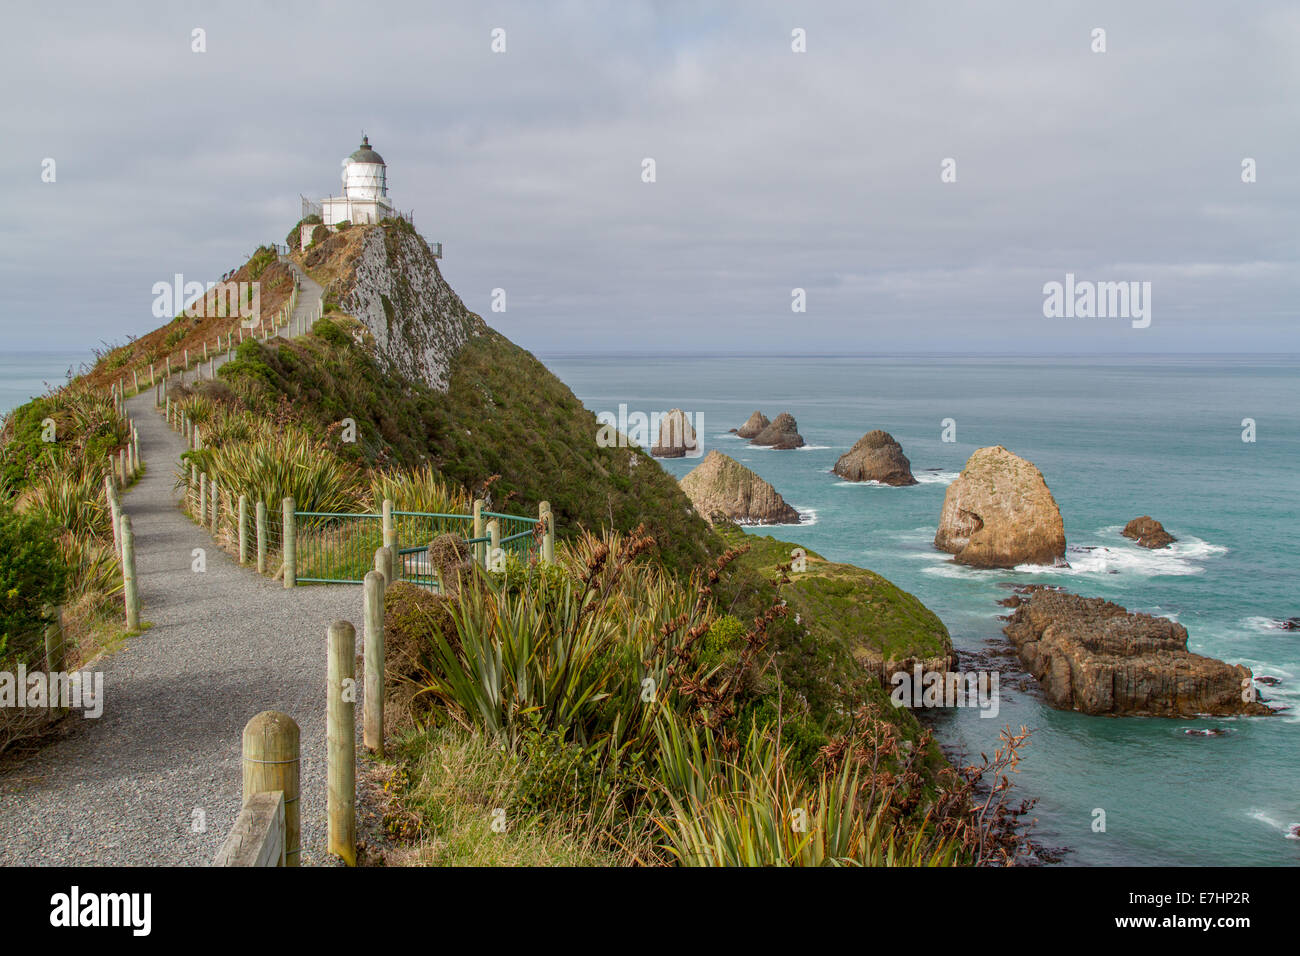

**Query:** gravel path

left=0, top=267, right=361, bottom=866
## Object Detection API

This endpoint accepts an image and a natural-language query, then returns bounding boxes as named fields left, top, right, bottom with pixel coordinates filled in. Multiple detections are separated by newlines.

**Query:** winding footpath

left=0, top=261, right=357, bottom=866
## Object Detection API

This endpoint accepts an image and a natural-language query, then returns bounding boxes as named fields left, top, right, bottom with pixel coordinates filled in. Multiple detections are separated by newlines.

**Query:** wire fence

left=164, top=397, right=548, bottom=591
left=296, top=509, right=542, bottom=587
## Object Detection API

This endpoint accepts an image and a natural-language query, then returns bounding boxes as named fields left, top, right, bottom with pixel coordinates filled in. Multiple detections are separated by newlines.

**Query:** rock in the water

left=651, top=408, right=701, bottom=458
left=833, top=430, right=917, bottom=485
left=733, top=411, right=771, bottom=438
left=1122, top=515, right=1177, bottom=549
left=679, top=450, right=800, bottom=525
left=750, top=412, right=805, bottom=449
left=934, top=445, right=1067, bottom=568
left=1003, top=587, right=1274, bottom=717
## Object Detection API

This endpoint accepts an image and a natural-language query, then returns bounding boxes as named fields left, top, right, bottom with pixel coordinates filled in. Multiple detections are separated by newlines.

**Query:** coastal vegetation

left=0, top=382, right=136, bottom=752
left=376, top=526, right=1029, bottom=865
left=0, top=223, right=1037, bottom=862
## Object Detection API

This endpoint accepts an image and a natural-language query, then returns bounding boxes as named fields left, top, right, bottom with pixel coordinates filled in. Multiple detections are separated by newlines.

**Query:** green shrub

left=311, top=317, right=350, bottom=348
left=0, top=504, right=69, bottom=661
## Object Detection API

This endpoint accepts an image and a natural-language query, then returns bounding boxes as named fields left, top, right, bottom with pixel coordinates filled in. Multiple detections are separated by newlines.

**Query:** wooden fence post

left=472, top=498, right=485, bottom=567
left=45, top=605, right=65, bottom=717
left=375, top=546, right=393, bottom=589
left=363, top=570, right=385, bottom=756
left=382, top=498, right=395, bottom=553
left=282, top=497, right=296, bottom=588
left=189, top=464, right=198, bottom=513
left=121, top=514, right=140, bottom=630
left=487, top=518, right=501, bottom=572
left=241, top=711, right=300, bottom=867
left=327, top=620, right=356, bottom=865
left=133, top=424, right=140, bottom=467
left=238, top=495, right=249, bottom=564
left=256, top=500, right=267, bottom=573
left=209, top=476, right=219, bottom=535
left=199, top=473, right=207, bottom=525
left=105, top=476, right=122, bottom=559
left=540, top=500, right=555, bottom=564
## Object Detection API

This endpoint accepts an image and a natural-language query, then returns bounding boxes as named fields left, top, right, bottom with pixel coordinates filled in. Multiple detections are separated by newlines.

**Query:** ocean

left=0, top=351, right=90, bottom=417
left=5, top=349, right=1296, bottom=865
left=541, top=354, right=1300, bottom=867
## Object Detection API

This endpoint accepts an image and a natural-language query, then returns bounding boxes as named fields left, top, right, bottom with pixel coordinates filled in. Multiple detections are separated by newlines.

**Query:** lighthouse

left=301, top=136, right=440, bottom=257
left=322, top=135, right=394, bottom=226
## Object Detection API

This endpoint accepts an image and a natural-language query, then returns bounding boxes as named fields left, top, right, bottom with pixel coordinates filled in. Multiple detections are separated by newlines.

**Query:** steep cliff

left=332, top=222, right=484, bottom=391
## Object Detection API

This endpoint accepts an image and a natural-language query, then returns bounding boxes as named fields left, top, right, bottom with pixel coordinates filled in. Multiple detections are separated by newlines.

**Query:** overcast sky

left=1, top=0, right=1297, bottom=358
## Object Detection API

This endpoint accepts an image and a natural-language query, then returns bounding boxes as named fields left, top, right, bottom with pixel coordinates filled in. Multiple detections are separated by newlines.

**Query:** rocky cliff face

left=1122, top=515, right=1176, bottom=549
left=934, top=445, right=1066, bottom=568
left=1003, top=587, right=1273, bottom=717
left=732, top=411, right=770, bottom=439
left=336, top=224, right=485, bottom=391
left=833, top=430, right=917, bottom=485
left=750, top=412, right=805, bottom=449
left=680, top=450, right=800, bottom=524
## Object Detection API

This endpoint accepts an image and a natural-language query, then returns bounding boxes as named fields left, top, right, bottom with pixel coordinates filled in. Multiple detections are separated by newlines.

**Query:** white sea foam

left=796, top=444, right=832, bottom=451
left=913, top=470, right=960, bottom=485
left=1247, top=808, right=1300, bottom=838
left=1243, top=615, right=1298, bottom=633
left=1012, top=533, right=1227, bottom=578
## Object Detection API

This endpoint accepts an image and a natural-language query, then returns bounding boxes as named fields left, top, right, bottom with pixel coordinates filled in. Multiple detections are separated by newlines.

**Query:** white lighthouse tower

left=322, top=135, right=394, bottom=226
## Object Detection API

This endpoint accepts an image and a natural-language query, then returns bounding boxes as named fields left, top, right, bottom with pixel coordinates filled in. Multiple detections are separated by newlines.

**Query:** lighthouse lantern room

left=322, top=136, right=394, bottom=226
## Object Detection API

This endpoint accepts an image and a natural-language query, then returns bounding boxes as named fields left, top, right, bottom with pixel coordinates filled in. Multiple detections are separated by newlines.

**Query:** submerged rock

left=1003, top=587, right=1275, bottom=717
left=1122, top=515, right=1177, bottom=549
left=934, top=445, right=1067, bottom=568
left=732, top=411, right=771, bottom=439
left=833, top=430, right=917, bottom=485
left=650, top=408, right=701, bottom=458
left=679, top=450, right=800, bottom=525
left=750, top=412, right=805, bottom=449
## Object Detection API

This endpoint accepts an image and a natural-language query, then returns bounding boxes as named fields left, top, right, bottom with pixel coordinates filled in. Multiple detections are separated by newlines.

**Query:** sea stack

left=934, top=445, right=1066, bottom=568
left=1004, top=587, right=1273, bottom=717
left=679, top=450, right=800, bottom=525
left=833, top=430, right=917, bottom=485
left=732, top=411, right=770, bottom=439
left=1122, top=516, right=1177, bottom=549
left=651, top=409, right=701, bottom=458
left=750, top=412, right=805, bottom=449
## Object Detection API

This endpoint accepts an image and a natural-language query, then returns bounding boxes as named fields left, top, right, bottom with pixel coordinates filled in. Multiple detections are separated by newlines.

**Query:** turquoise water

left=542, top=354, right=1300, bottom=867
